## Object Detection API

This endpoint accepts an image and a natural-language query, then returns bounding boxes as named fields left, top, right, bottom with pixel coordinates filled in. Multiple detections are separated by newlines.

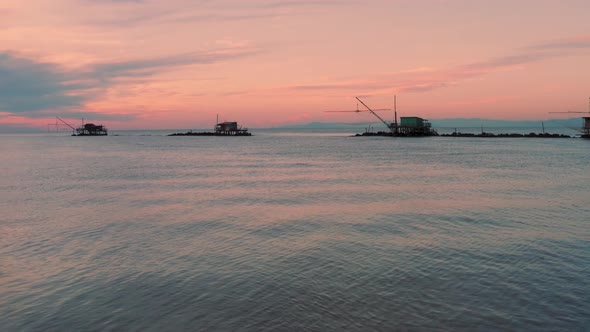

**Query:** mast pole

left=55, top=117, right=77, bottom=134
left=356, top=97, right=394, bottom=134
left=394, top=95, right=398, bottom=134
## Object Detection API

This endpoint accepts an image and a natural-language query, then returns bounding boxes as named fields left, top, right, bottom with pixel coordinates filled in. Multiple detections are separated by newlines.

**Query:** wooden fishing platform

left=168, top=121, right=252, bottom=136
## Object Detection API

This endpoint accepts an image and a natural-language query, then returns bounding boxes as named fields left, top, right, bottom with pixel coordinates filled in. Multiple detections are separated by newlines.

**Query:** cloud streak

left=269, top=35, right=590, bottom=97
left=79, top=0, right=356, bottom=27
left=90, top=46, right=261, bottom=82
left=0, top=45, right=261, bottom=117
left=254, top=0, right=355, bottom=9
left=0, top=53, right=86, bottom=113
left=527, top=35, right=590, bottom=51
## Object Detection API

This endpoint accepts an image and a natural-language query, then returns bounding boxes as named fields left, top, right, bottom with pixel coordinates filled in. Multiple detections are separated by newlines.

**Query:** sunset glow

left=1, top=0, right=589, bottom=130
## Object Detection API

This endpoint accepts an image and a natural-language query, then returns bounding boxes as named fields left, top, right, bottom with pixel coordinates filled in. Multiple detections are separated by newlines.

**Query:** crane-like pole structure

left=548, top=97, right=590, bottom=115
left=56, top=117, right=77, bottom=134
left=355, top=97, right=394, bottom=134
left=548, top=97, right=590, bottom=137
left=393, top=95, right=399, bottom=134
left=325, top=103, right=390, bottom=113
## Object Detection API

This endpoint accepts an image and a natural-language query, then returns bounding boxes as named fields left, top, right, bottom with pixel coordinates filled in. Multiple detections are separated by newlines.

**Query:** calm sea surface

left=1, top=129, right=589, bottom=331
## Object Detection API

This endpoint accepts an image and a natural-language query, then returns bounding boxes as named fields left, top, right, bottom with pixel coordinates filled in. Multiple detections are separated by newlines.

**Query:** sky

left=1, top=0, right=589, bottom=130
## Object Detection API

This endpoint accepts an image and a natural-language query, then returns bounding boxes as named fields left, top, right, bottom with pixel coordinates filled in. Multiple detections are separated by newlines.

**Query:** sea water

left=1, top=130, right=589, bottom=331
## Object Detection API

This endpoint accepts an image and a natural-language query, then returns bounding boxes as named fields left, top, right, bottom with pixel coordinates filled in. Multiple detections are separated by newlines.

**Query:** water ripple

left=1, top=133, right=589, bottom=331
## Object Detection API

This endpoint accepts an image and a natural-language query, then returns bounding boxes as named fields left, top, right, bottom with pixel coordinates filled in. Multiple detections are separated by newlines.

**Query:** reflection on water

left=1, top=132, right=589, bottom=331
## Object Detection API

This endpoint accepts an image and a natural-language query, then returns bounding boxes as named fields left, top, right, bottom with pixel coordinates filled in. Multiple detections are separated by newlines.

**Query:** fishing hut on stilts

left=354, top=95, right=438, bottom=136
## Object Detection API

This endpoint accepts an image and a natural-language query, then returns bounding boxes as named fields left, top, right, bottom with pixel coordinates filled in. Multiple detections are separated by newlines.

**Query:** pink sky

left=1, top=0, right=589, bottom=130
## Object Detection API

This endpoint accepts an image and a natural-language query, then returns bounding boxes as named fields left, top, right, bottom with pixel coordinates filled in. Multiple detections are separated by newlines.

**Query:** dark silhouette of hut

left=76, top=123, right=108, bottom=136
left=214, top=122, right=250, bottom=136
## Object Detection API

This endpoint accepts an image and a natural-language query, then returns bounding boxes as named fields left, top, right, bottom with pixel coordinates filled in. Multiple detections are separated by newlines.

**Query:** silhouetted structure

left=56, top=117, right=108, bottom=136
left=390, top=116, right=438, bottom=136
left=353, top=96, right=438, bottom=137
left=582, top=117, right=590, bottom=138
left=549, top=97, right=590, bottom=138
left=76, top=123, right=108, bottom=136
left=214, top=122, right=251, bottom=135
left=168, top=118, right=251, bottom=136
